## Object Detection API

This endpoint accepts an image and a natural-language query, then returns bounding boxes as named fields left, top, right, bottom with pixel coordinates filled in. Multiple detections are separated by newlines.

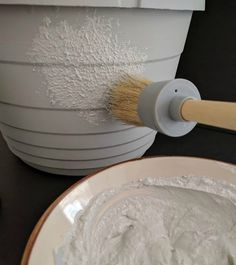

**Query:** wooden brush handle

left=181, top=99, right=236, bottom=131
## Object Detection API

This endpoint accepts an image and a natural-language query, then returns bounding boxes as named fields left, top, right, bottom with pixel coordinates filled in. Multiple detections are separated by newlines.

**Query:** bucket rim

left=0, top=0, right=205, bottom=11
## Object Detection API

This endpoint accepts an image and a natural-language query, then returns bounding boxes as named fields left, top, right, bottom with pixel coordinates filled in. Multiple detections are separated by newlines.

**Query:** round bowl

left=21, top=156, right=236, bottom=265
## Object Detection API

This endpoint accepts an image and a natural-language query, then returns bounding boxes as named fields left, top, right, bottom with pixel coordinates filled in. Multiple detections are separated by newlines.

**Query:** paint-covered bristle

left=108, top=76, right=151, bottom=126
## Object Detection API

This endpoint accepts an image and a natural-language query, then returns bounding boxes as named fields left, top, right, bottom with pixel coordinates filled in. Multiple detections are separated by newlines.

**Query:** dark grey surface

left=177, top=0, right=236, bottom=101
left=0, top=0, right=236, bottom=264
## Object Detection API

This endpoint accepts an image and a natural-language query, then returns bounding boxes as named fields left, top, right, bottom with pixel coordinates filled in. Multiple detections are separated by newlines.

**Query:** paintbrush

left=108, top=75, right=236, bottom=137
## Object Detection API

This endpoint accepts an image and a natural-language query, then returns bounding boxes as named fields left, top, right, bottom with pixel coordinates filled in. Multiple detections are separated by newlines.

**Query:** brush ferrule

left=137, top=79, right=201, bottom=137
left=137, top=81, right=170, bottom=130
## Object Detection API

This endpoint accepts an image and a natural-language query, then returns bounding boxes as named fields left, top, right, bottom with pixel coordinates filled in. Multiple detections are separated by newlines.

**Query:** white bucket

left=0, top=0, right=205, bottom=175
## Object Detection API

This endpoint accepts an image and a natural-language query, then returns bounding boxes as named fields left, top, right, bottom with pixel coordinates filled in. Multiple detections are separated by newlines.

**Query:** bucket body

left=0, top=3, right=204, bottom=175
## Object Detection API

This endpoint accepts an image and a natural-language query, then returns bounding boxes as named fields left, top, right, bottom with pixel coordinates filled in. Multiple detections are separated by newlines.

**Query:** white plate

left=21, top=156, right=236, bottom=265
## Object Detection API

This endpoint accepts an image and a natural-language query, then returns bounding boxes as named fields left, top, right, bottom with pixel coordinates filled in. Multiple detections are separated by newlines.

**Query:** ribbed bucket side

left=0, top=6, right=193, bottom=175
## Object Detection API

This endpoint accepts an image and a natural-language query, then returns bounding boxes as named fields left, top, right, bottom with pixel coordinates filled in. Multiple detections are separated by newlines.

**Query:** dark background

left=0, top=1, right=236, bottom=264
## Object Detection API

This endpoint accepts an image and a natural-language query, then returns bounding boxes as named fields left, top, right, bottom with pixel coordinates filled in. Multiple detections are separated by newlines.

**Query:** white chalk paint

left=29, top=14, right=147, bottom=123
left=61, top=176, right=236, bottom=265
